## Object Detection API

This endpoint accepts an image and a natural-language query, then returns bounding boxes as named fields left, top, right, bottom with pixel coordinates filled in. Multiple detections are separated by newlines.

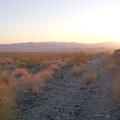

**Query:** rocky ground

left=16, top=55, right=120, bottom=120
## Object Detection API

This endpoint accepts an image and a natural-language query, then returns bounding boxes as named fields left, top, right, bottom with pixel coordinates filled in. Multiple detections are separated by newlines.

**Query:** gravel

left=16, top=55, right=120, bottom=120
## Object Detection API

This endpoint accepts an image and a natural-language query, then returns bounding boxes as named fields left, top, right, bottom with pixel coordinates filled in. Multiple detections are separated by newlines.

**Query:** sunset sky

left=0, top=0, right=120, bottom=44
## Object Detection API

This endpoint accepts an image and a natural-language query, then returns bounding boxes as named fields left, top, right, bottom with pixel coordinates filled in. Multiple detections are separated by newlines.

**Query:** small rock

left=106, top=114, right=110, bottom=119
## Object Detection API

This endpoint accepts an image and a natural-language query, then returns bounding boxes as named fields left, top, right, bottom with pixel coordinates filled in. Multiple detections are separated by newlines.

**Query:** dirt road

left=17, top=55, right=119, bottom=120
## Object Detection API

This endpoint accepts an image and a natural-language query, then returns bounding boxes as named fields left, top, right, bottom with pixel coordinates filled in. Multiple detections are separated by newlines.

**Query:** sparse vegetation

left=0, top=79, right=16, bottom=120
left=0, top=55, right=63, bottom=119
left=12, top=68, right=29, bottom=79
left=0, top=71, right=11, bottom=84
left=48, top=64, right=60, bottom=71
left=82, top=71, right=98, bottom=84
left=71, top=51, right=87, bottom=65
left=1, top=51, right=111, bottom=119
left=41, top=60, right=52, bottom=68
left=13, top=56, right=45, bottom=68
left=113, top=75, right=120, bottom=100
left=40, top=70, right=53, bottom=81
left=58, top=60, right=68, bottom=68
left=107, top=55, right=116, bottom=73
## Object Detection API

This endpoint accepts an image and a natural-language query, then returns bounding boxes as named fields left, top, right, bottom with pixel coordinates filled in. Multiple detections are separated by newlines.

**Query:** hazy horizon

left=0, top=0, right=120, bottom=44
left=0, top=41, right=120, bottom=45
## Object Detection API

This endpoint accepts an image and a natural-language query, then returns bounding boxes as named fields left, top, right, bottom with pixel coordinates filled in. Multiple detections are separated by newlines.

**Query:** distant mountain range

left=0, top=42, right=120, bottom=52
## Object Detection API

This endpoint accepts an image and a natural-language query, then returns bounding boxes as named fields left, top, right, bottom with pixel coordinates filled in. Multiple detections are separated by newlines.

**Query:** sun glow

left=0, top=0, right=120, bottom=44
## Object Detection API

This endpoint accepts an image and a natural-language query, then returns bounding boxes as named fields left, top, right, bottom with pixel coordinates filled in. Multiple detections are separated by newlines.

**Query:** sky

left=0, top=0, right=120, bottom=44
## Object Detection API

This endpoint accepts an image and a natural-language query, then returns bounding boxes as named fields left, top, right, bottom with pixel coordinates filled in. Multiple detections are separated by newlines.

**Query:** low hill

left=0, top=42, right=120, bottom=52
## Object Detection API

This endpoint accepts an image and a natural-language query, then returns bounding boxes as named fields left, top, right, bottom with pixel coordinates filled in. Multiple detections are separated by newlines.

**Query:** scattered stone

left=16, top=55, right=118, bottom=120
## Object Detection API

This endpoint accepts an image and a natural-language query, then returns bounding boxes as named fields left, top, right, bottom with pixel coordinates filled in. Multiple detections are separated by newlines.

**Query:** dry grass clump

left=40, top=70, right=53, bottom=81
left=0, top=65, right=11, bottom=72
left=16, top=72, right=43, bottom=94
left=8, top=67, right=55, bottom=93
left=11, top=68, right=29, bottom=79
left=0, top=71, right=11, bottom=84
left=82, top=71, right=97, bottom=84
left=0, top=71, right=17, bottom=120
left=0, top=58, right=13, bottom=65
left=70, top=66, right=82, bottom=75
left=41, top=60, right=52, bottom=68
left=16, top=68, right=54, bottom=93
left=10, top=68, right=30, bottom=88
left=48, top=64, right=60, bottom=71
left=10, top=68, right=43, bottom=94
left=29, top=67, right=58, bottom=92
left=58, top=61, right=68, bottom=68
left=0, top=83, right=16, bottom=120
left=72, top=51, right=87, bottom=65
left=57, top=54, right=71, bottom=61
left=107, top=62, right=116, bottom=73
left=0, top=68, right=42, bottom=94
left=113, top=75, right=120, bottom=100
left=13, top=56, right=44, bottom=68
left=17, top=69, right=53, bottom=93
left=107, top=56, right=116, bottom=73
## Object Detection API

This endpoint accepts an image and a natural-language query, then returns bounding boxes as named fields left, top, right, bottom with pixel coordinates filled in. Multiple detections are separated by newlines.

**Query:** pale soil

left=16, top=55, right=120, bottom=120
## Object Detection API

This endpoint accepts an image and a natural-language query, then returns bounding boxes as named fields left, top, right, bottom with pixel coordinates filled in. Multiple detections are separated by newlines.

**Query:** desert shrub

left=0, top=65, right=11, bottom=72
left=10, top=68, right=43, bottom=93
left=70, top=66, right=82, bottom=75
left=82, top=71, right=97, bottom=84
left=0, top=82, right=16, bottom=120
left=72, top=51, right=87, bottom=65
left=11, top=68, right=30, bottom=81
left=107, top=62, right=116, bottom=73
left=16, top=72, right=43, bottom=94
left=41, top=60, right=51, bottom=66
left=60, top=54, right=71, bottom=61
left=13, top=68, right=54, bottom=93
left=52, top=59, right=62, bottom=65
left=0, top=71, right=11, bottom=84
left=107, top=56, right=116, bottom=73
left=13, top=56, right=44, bottom=68
left=48, top=64, right=60, bottom=71
left=113, top=75, right=120, bottom=100
left=40, top=70, right=53, bottom=81
left=41, top=60, right=52, bottom=68
left=59, top=61, right=67, bottom=68
left=17, top=69, right=54, bottom=93
left=56, top=58, right=71, bottom=68
left=0, top=58, right=11, bottom=65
